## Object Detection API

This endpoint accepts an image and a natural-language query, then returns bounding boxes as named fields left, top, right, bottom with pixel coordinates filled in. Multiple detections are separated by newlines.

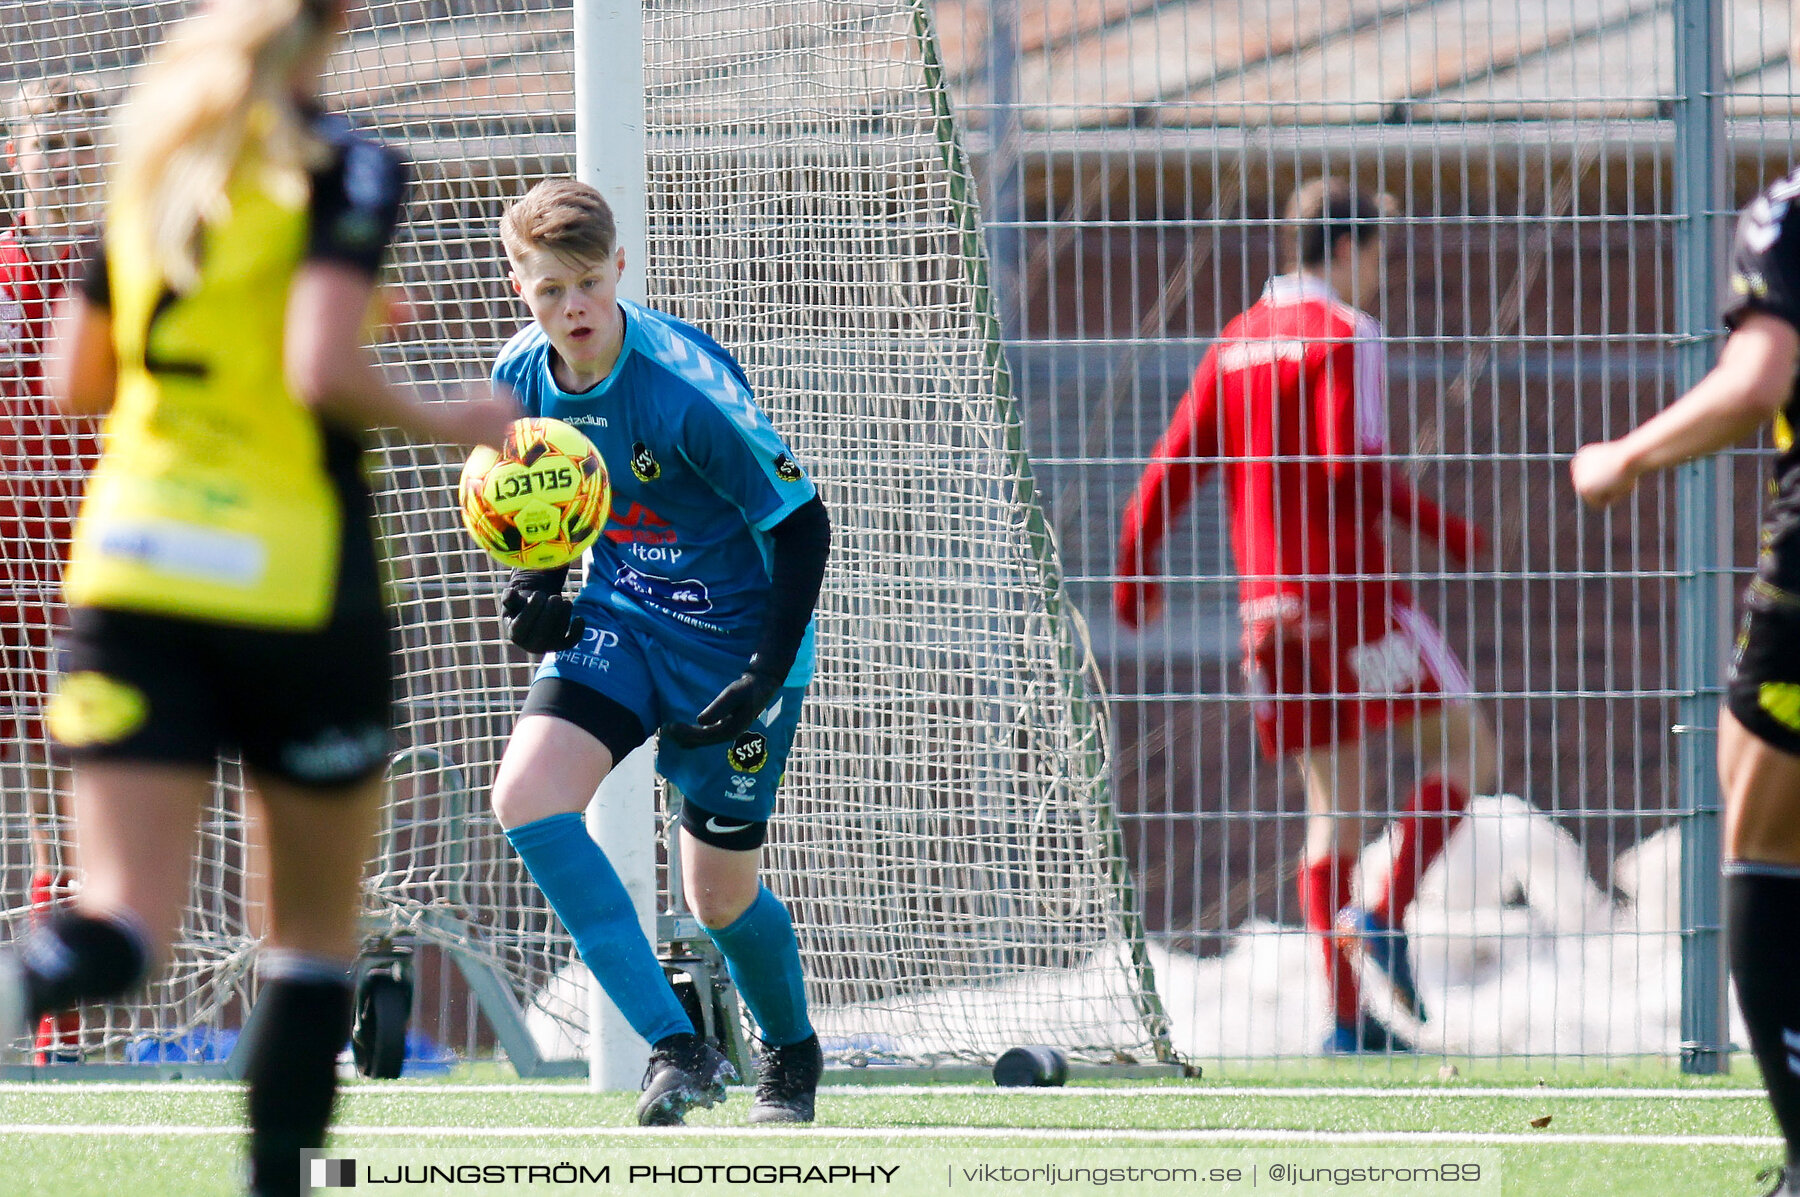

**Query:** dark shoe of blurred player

left=1323, top=1016, right=1412, bottom=1056
left=749, top=1033, right=822, bottom=1124
left=636, top=1033, right=736, bottom=1126
left=1759, top=1164, right=1800, bottom=1196
left=30, top=870, right=82, bottom=1063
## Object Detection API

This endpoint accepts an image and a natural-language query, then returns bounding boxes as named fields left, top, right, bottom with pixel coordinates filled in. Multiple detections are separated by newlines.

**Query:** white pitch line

left=820, top=1085, right=1773, bottom=1102
left=0, top=1123, right=1778, bottom=1148
left=0, top=1082, right=1769, bottom=1100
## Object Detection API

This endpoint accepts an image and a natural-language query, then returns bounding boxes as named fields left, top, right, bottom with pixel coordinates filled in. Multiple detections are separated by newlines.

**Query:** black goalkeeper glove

left=499, top=567, right=585, bottom=654
left=661, top=653, right=784, bottom=748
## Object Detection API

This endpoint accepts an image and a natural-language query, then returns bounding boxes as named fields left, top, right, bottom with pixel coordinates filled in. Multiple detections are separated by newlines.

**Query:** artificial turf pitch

left=0, top=1068, right=1783, bottom=1195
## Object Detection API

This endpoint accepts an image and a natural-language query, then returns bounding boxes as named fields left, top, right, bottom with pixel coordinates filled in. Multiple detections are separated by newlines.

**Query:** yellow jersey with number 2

left=65, top=108, right=406, bottom=631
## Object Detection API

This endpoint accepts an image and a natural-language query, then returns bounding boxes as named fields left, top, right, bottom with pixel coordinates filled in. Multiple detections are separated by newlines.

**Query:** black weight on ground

left=992, top=1045, right=1068, bottom=1087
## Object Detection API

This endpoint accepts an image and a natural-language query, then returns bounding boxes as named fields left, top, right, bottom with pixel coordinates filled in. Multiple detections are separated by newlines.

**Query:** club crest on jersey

left=773, top=453, right=803, bottom=483
left=728, top=731, right=769, bottom=773
left=631, top=442, right=661, bottom=483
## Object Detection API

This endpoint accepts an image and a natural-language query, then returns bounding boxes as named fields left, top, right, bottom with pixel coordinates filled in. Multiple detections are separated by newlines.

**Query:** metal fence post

left=1671, top=0, right=1732, bottom=1077
left=985, top=0, right=1023, bottom=344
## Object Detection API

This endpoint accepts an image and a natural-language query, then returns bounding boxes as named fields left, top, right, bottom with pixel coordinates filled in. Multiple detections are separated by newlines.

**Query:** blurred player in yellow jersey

left=1, top=3, right=516, bottom=1195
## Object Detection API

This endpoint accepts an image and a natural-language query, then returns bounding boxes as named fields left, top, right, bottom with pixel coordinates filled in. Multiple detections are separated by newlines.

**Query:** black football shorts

left=52, top=598, right=395, bottom=790
left=1726, top=572, right=1800, bottom=757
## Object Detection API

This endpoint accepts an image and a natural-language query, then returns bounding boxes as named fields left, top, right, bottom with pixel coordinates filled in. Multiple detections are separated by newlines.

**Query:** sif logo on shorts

left=45, top=672, right=149, bottom=747
left=728, top=730, right=768, bottom=773
left=1760, top=682, right=1800, bottom=733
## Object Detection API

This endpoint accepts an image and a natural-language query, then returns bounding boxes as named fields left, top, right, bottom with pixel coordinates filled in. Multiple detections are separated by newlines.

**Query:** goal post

left=573, top=0, right=658, bottom=1095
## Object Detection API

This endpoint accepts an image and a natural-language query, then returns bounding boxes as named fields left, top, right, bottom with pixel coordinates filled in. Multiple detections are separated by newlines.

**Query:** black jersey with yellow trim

left=1724, top=164, right=1800, bottom=597
left=1726, top=166, right=1800, bottom=461
left=66, top=109, right=406, bottom=631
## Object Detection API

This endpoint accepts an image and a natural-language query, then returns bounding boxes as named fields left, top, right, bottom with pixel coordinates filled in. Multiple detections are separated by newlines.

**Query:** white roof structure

left=5, top=2, right=1793, bottom=138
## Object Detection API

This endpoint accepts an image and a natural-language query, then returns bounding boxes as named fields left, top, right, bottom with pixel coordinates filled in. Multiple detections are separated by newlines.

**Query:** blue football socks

left=505, top=813, right=692, bottom=1046
left=704, top=885, right=813, bottom=1048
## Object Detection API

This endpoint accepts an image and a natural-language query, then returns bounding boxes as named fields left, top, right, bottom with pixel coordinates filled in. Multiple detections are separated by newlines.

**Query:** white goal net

left=0, top=0, right=1168, bottom=1071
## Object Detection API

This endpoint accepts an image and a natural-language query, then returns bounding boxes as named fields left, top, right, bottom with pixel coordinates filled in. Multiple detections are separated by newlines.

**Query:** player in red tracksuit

left=1114, top=178, right=1496, bottom=1052
left=2, top=77, right=103, bottom=1062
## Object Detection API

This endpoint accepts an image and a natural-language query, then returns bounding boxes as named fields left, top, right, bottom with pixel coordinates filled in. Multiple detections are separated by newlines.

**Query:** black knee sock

left=242, top=957, right=354, bottom=1197
left=1728, top=870, right=1800, bottom=1167
left=19, top=911, right=150, bottom=1017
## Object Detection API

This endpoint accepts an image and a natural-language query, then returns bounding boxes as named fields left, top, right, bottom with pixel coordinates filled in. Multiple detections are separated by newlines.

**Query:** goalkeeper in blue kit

left=486, top=179, right=830, bottom=1125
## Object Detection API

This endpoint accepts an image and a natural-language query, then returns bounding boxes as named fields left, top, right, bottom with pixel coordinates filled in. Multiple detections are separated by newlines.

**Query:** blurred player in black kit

left=1573, top=17, right=1800, bottom=1182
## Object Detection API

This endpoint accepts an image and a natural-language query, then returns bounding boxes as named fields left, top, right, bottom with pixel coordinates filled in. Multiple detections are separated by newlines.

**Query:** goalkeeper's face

left=509, top=244, right=628, bottom=371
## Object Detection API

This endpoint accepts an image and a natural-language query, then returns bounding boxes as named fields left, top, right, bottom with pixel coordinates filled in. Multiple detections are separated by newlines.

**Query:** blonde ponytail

left=115, top=0, right=332, bottom=291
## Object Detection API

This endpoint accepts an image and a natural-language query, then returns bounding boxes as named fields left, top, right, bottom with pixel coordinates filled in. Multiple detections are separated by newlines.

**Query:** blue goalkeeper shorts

left=526, top=600, right=805, bottom=823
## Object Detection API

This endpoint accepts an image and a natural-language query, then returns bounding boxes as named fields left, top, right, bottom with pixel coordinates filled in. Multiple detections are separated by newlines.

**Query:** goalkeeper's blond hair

left=500, top=178, right=618, bottom=268
left=114, top=0, right=341, bottom=292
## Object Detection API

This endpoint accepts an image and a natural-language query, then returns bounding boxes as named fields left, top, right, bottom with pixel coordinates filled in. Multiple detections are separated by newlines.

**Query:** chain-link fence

left=1, top=0, right=1784, bottom=1071
left=938, top=0, right=1785, bottom=1062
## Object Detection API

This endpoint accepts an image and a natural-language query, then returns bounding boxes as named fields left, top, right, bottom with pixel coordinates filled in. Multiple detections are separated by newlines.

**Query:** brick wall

left=1008, top=146, right=1772, bottom=946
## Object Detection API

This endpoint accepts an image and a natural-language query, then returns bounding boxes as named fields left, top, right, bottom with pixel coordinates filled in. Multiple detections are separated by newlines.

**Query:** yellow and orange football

left=459, top=417, right=610, bottom=570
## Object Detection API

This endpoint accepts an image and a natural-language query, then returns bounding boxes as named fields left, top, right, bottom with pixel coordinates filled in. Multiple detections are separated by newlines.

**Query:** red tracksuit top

left=1115, top=273, right=1479, bottom=641
left=0, top=223, right=101, bottom=574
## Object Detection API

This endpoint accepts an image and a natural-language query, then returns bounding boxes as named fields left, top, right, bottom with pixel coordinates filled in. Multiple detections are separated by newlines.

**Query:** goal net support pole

left=575, top=0, right=658, bottom=1094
